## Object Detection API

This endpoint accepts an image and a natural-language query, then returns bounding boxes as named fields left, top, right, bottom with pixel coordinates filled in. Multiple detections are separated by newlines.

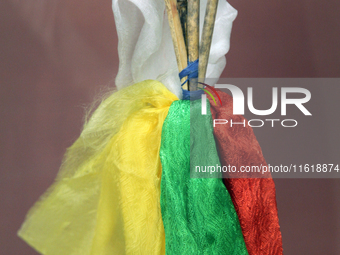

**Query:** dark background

left=1, top=0, right=340, bottom=254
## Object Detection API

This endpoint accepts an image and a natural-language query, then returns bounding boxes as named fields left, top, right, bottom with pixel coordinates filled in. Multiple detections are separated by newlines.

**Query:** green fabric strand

left=160, top=99, right=249, bottom=255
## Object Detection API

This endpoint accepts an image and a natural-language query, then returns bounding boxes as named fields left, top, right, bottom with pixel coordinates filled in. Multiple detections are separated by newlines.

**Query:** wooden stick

left=164, top=0, right=189, bottom=90
left=187, top=0, right=199, bottom=91
left=198, top=0, right=218, bottom=80
left=177, top=0, right=188, bottom=51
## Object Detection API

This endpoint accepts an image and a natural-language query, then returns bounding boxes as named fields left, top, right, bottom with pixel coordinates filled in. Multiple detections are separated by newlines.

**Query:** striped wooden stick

left=187, top=0, right=199, bottom=91
left=198, top=0, right=218, bottom=80
left=164, top=0, right=189, bottom=90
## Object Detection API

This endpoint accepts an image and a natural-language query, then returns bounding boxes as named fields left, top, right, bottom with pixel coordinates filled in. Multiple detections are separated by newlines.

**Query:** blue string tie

left=179, top=59, right=204, bottom=100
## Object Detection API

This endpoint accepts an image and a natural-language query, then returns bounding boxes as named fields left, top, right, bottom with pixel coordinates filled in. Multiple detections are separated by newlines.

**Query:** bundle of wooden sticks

left=164, top=0, right=218, bottom=91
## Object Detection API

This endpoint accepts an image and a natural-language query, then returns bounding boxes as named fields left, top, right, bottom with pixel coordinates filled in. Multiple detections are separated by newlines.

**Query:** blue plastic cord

left=179, top=59, right=203, bottom=100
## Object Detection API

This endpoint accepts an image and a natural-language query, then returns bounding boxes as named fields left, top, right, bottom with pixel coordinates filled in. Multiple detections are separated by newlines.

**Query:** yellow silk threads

left=18, top=80, right=178, bottom=255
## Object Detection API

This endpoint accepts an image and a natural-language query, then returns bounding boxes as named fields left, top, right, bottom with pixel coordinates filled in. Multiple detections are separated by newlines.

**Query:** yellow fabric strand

left=18, top=80, right=178, bottom=255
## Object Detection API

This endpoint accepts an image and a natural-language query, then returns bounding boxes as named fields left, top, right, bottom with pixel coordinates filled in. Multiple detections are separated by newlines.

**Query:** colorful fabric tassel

left=19, top=80, right=282, bottom=255
left=206, top=87, right=283, bottom=254
left=18, top=80, right=177, bottom=255
left=159, top=99, right=249, bottom=254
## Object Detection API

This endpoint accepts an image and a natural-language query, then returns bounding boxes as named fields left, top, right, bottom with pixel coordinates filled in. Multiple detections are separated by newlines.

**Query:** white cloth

left=112, top=0, right=237, bottom=99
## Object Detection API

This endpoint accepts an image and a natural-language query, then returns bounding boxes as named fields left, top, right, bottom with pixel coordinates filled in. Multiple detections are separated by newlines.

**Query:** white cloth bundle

left=112, top=0, right=237, bottom=99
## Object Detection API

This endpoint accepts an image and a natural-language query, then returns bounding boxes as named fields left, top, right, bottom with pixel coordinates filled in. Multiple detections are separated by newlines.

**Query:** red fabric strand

left=206, top=88, right=283, bottom=255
